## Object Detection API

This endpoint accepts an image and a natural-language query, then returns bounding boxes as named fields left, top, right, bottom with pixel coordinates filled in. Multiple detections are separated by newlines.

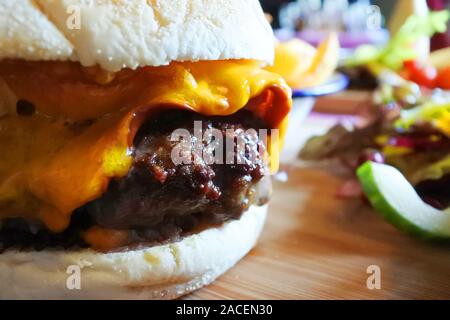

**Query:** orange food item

left=266, top=39, right=317, bottom=87
left=83, top=226, right=130, bottom=252
left=267, top=33, right=340, bottom=89
left=0, top=60, right=292, bottom=232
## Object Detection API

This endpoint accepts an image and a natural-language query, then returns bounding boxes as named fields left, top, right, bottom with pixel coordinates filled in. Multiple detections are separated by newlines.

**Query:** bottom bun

left=0, top=205, right=267, bottom=299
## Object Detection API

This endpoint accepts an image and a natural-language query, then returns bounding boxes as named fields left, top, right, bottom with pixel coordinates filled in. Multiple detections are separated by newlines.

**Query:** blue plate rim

left=292, top=72, right=349, bottom=98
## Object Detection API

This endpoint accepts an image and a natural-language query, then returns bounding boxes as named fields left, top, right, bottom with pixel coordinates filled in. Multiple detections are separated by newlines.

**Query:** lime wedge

left=357, top=161, right=450, bottom=239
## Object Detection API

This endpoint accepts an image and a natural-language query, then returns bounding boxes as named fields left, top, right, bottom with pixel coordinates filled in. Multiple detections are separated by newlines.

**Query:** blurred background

left=261, top=0, right=394, bottom=28
left=260, top=0, right=450, bottom=164
left=260, top=0, right=450, bottom=51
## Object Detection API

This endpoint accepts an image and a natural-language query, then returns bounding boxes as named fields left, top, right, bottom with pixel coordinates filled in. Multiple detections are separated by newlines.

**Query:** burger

left=0, top=0, right=291, bottom=299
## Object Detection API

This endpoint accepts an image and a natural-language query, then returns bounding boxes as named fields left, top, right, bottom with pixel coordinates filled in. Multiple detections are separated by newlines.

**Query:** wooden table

left=186, top=112, right=450, bottom=300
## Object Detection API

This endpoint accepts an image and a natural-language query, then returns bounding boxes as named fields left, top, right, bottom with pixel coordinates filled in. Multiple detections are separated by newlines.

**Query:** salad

left=342, top=10, right=450, bottom=90
left=300, top=11, right=450, bottom=239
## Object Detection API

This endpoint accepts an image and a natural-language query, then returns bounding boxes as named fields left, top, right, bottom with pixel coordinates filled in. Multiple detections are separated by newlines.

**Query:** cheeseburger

left=0, top=0, right=291, bottom=299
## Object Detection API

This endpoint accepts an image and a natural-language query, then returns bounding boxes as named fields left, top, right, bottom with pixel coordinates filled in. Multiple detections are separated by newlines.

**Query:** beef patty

left=0, top=109, right=271, bottom=252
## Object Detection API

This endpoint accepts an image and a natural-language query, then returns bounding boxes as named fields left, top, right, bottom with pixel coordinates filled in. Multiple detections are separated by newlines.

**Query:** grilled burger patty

left=0, top=109, right=271, bottom=252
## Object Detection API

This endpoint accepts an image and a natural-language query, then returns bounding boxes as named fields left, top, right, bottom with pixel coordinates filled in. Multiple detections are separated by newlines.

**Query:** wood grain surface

left=185, top=113, right=450, bottom=300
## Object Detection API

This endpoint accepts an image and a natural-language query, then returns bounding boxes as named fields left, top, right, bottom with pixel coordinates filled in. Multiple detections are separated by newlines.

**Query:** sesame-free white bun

left=0, top=205, right=267, bottom=300
left=0, top=0, right=275, bottom=71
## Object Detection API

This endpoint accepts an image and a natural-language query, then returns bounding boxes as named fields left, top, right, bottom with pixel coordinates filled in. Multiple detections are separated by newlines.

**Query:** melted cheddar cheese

left=0, top=60, right=291, bottom=232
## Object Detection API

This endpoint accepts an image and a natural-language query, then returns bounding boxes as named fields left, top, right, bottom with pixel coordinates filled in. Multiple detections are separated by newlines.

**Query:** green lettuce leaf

left=395, top=102, right=450, bottom=132
left=346, top=10, right=450, bottom=70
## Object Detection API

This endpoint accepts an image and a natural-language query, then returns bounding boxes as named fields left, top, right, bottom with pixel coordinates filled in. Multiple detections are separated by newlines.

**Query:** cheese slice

left=0, top=60, right=291, bottom=232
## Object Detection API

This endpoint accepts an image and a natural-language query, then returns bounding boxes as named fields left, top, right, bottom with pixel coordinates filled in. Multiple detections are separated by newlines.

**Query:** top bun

left=0, top=0, right=275, bottom=71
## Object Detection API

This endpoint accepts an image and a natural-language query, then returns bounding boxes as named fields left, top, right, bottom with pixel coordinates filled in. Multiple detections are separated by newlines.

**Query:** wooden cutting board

left=185, top=113, right=450, bottom=300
